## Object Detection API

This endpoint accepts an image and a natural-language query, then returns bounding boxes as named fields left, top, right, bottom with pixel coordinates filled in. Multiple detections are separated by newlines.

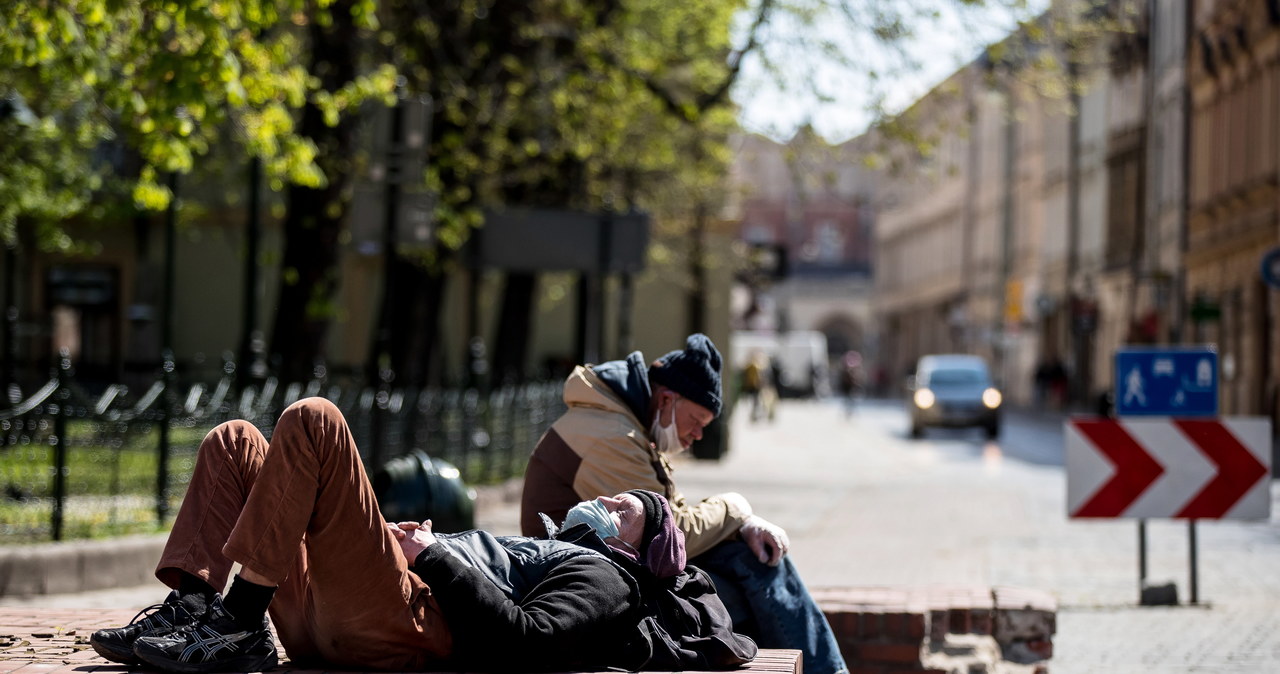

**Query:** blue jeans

left=693, top=541, right=848, bottom=674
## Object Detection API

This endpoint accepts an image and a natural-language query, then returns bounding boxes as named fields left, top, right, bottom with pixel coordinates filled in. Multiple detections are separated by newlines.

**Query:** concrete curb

left=0, top=533, right=165, bottom=597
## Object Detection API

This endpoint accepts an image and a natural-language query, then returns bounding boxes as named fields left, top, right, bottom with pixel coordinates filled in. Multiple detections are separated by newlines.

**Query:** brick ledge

left=813, top=585, right=1056, bottom=673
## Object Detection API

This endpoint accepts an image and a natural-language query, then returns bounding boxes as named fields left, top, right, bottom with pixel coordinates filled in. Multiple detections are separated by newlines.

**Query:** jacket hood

left=586, top=352, right=652, bottom=422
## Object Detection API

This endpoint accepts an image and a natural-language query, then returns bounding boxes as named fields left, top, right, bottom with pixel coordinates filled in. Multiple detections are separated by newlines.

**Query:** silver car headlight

left=982, top=388, right=1002, bottom=409
left=913, top=388, right=935, bottom=409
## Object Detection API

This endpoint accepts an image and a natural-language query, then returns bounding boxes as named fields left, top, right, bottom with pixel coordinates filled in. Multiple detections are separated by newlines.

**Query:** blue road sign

left=1114, top=347, right=1218, bottom=417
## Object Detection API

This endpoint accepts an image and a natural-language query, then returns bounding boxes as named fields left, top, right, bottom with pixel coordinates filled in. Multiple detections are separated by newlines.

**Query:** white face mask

left=650, top=396, right=682, bottom=454
left=561, top=498, right=620, bottom=540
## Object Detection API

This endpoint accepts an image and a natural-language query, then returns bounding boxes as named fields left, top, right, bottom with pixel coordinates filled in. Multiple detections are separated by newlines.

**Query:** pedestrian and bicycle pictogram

left=1114, top=348, right=1218, bottom=417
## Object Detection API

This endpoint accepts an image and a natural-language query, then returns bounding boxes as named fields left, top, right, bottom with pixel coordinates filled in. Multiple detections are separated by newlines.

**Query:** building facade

left=725, top=129, right=878, bottom=389
left=1185, top=0, right=1280, bottom=419
left=870, top=0, right=1279, bottom=423
left=874, top=36, right=1117, bottom=406
left=870, top=1, right=1205, bottom=408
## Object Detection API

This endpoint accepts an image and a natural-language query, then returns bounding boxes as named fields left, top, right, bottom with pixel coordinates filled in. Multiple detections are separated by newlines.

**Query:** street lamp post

left=2, top=240, right=15, bottom=402
left=368, top=93, right=406, bottom=470
left=237, top=157, right=264, bottom=390
left=157, top=171, right=179, bottom=525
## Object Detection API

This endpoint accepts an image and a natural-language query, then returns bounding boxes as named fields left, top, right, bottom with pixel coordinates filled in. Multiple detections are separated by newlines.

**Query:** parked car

left=907, top=354, right=1002, bottom=439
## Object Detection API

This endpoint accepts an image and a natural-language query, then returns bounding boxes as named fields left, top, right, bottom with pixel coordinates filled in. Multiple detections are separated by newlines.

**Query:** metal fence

left=0, top=354, right=565, bottom=544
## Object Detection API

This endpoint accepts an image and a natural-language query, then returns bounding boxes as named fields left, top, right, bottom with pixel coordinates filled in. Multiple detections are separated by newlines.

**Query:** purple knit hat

left=625, top=489, right=686, bottom=578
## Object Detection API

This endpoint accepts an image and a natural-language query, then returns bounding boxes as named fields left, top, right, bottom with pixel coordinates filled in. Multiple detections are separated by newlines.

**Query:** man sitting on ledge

left=90, top=397, right=754, bottom=673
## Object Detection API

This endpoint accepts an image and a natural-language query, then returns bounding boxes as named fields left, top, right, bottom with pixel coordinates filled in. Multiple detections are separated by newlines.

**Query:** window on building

left=46, top=265, right=119, bottom=381
left=814, top=221, right=844, bottom=264
left=743, top=223, right=773, bottom=244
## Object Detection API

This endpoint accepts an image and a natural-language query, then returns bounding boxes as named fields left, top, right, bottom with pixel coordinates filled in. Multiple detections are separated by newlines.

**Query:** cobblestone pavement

left=6, top=398, right=1279, bottom=672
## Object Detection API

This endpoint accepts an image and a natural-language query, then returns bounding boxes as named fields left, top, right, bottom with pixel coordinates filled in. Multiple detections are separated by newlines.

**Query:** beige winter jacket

left=520, top=365, right=751, bottom=558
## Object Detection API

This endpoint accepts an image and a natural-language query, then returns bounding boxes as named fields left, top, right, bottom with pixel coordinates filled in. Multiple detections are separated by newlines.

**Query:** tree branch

left=694, top=0, right=774, bottom=111
left=596, top=0, right=776, bottom=123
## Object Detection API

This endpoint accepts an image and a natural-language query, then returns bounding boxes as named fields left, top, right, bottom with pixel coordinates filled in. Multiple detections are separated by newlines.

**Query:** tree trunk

left=412, top=266, right=449, bottom=386
left=491, top=272, right=537, bottom=386
left=269, top=5, right=359, bottom=384
left=382, top=256, right=450, bottom=388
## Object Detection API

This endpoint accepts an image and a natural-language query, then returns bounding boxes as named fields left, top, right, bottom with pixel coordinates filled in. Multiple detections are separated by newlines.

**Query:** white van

left=730, top=331, right=829, bottom=397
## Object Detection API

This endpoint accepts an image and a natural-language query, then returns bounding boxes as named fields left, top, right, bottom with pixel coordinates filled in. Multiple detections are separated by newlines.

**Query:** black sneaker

left=133, top=594, right=278, bottom=674
left=90, top=590, right=207, bottom=664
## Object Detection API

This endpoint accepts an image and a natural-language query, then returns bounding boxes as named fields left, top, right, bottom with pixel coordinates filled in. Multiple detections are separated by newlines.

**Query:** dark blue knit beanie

left=648, top=333, right=723, bottom=416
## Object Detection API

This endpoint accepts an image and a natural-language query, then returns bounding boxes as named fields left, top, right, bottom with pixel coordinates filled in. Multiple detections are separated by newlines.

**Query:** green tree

left=267, top=0, right=400, bottom=382
left=371, top=0, right=753, bottom=385
left=0, top=0, right=398, bottom=382
left=0, top=1, right=354, bottom=248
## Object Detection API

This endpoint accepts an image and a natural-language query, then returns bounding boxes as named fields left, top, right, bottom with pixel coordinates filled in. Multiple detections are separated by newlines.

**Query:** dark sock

left=177, top=572, right=216, bottom=614
left=221, top=574, right=276, bottom=631
left=178, top=571, right=215, bottom=597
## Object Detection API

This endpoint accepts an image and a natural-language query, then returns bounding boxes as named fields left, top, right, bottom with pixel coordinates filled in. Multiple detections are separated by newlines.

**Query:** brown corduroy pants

left=155, top=397, right=452, bottom=670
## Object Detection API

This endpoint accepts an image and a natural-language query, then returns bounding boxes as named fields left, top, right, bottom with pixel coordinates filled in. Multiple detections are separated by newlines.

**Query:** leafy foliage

left=0, top=0, right=396, bottom=249
left=379, top=0, right=747, bottom=260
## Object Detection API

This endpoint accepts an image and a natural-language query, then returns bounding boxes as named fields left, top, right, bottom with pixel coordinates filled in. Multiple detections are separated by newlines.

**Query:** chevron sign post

left=1067, top=417, right=1272, bottom=520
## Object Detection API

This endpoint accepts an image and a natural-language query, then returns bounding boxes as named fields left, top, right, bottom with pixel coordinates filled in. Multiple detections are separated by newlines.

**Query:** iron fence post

left=504, top=388, right=518, bottom=480
left=51, top=349, right=70, bottom=541
left=460, top=390, right=476, bottom=482
left=369, top=389, right=384, bottom=469
left=479, top=391, right=492, bottom=481
left=2, top=240, right=16, bottom=401
left=156, top=169, right=179, bottom=525
left=157, top=350, right=174, bottom=524
left=238, top=157, right=264, bottom=392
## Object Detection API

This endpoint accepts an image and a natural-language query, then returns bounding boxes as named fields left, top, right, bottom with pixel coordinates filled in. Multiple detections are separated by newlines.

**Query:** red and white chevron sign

left=1066, top=417, right=1272, bottom=519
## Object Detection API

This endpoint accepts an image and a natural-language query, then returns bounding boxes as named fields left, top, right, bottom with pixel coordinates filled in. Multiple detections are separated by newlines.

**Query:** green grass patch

left=0, top=497, right=173, bottom=542
left=2, top=418, right=202, bottom=543
left=2, top=422, right=200, bottom=498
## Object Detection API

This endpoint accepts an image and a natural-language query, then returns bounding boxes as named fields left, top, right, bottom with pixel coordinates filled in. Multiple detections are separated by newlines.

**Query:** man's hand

left=387, top=520, right=437, bottom=564
left=739, top=515, right=789, bottom=566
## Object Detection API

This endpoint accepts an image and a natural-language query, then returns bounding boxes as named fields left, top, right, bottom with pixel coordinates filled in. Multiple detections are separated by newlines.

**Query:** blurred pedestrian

left=741, top=351, right=764, bottom=421
left=760, top=355, right=778, bottom=421
left=1033, top=355, right=1068, bottom=409
left=838, top=351, right=863, bottom=418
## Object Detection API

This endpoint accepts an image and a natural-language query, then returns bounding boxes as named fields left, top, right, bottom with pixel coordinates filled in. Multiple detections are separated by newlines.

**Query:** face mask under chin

left=650, top=397, right=682, bottom=454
